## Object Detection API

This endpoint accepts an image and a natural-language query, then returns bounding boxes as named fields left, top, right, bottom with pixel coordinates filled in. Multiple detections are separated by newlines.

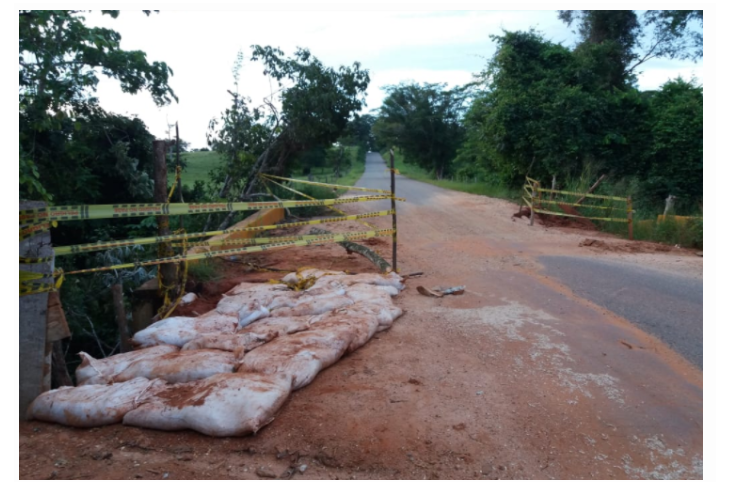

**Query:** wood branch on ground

left=310, top=227, right=392, bottom=273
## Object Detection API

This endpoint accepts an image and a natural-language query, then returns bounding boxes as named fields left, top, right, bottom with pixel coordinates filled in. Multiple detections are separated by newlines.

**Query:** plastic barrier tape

left=260, top=176, right=379, bottom=230
left=19, top=221, right=50, bottom=241
left=259, top=173, right=392, bottom=194
left=532, top=199, right=622, bottom=211
left=534, top=188, right=628, bottom=202
left=533, top=208, right=629, bottom=222
left=174, top=227, right=392, bottom=248
left=18, top=195, right=397, bottom=225
left=50, top=210, right=394, bottom=256
left=63, top=228, right=395, bottom=276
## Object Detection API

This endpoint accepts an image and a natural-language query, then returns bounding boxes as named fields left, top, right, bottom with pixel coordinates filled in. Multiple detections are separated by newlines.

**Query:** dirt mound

left=578, top=238, right=676, bottom=254
left=511, top=206, right=597, bottom=231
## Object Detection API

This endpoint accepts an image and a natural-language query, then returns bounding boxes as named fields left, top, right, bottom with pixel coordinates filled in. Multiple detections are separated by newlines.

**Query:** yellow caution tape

left=260, top=173, right=392, bottom=194
left=19, top=270, right=64, bottom=297
left=18, top=195, right=396, bottom=225
left=261, top=176, right=382, bottom=230
left=50, top=210, right=394, bottom=256
left=174, top=227, right=394, bottom=248
left=62, top=228, right=395, bottom=276
left=534, top=199, right=623, bottom=211
left=386, top=168, right=400, bottom=175
left=19, top=221, right=50, bottom=241
left=20, top=255, right=53, bottom=264
left=533, top=208, right=629, bottom=222
left=167, top=165, right=181, bottom=201
left=535, top=188, right=628, bottom=202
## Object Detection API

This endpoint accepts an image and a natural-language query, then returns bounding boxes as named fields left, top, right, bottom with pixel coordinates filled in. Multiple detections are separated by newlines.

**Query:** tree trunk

left=153, top=141, right=178, bottom=299
left=310, top=227, right=392, bottom=272
left=112, top=283, right=132, bottom=353
left=51, top=340, right=73, bottom=388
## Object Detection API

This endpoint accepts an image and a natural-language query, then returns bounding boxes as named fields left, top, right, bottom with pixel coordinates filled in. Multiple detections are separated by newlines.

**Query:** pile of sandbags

left=27, top=270, right=404, bottom=436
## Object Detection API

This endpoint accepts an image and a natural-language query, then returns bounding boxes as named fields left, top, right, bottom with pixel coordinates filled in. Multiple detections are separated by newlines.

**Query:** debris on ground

left=416, top=285, right=465, bottom=298
left=578, top=238, right=684, bottom=254
left=26, top=269, right=405, bottom=437
left=180, top=292, right=197, bottom=305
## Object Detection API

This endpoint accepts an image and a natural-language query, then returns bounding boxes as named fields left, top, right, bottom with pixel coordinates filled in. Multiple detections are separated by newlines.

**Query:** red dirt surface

left=19, top=190, right=702, bottom=480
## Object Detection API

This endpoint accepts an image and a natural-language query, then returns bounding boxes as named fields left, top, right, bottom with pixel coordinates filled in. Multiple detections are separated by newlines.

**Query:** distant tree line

left=372, top=10, right=703, bottom=212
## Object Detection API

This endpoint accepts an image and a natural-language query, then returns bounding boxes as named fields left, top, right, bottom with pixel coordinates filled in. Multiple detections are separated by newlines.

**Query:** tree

left=209, top=46, right=370, bottom=230
left=19, top=10, right=176, bottom=200
left=465, top=30, right=650, bottom=185
left=374, top=83, right=470, bottom=179
left=558, top=10, right=703, bottom=87
left=642, top=78, right=703, bottom=207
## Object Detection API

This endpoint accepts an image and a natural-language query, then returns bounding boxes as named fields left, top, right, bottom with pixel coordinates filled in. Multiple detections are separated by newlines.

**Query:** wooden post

left=153, top=140, right=178, bottom=299
left=19, top=201, right=53, bottom=418
left=175, top=123, right=184, bottom=229
left=389, top=148, right=397, bottom=272
left=529, top=183, right=538, bottom=226
left=627, top=195, right=634, bottom=240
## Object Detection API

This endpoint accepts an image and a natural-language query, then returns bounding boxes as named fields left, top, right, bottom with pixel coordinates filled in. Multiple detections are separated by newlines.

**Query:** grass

left=289, top=146, right=366, bottom=196
left=173, top=151, right=223, bottom=185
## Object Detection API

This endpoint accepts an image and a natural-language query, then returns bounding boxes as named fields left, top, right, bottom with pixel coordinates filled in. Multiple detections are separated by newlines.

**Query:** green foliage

left=19, top=10, right=176, bottom=200
left=251, top=45, right=370, bottom=152
left=641, top=78, right=703, bottom=208
left=374, top=83, right=470, bottom=179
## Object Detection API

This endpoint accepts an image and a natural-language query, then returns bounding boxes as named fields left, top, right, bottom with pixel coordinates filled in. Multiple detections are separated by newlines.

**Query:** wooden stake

left=153, top=140, right=178, bottom=297
left=529, top=182, right=538, bottom=226
left=627, top=195, right=634, bottom=240
left=390, top=148, right=397, bottom=272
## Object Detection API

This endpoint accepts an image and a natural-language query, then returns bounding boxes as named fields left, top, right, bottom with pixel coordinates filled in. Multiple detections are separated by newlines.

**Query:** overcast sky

left=86, top=10, right=704, bottom=148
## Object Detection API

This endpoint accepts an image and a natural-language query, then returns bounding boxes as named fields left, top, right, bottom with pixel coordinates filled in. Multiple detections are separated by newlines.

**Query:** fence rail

left=522, top=177, right=633, bottom=238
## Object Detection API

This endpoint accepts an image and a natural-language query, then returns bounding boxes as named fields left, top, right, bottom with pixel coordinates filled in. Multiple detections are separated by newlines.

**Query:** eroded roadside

left=19, top=154, right=702, bottom=480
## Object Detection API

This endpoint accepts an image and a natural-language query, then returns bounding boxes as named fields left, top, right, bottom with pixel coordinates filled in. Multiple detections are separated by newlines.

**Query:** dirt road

left=19, top=153, right=703, bottom=480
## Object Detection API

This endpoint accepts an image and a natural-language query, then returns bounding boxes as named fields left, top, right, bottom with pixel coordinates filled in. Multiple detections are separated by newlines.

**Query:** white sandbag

left=27, top=378, right=167, bottom=427
left=237, top=300, right=270, bottom=328
left=113, top=349, right=237, bottom=384
left=270, top=295, right=354, bottom=318
left=123, top=373, right=292, bottom=436
left=281, top=269, right=345, bottom=284
left=241, top=316, right=312, bottom=335
left=195, top=312, right=238, bottom=331
left=131, top=313, right=236, bottom=348
left=237, top=328, right=356, bottom=390
left=216, top=287, right=293, bottom=316
left=308, top=307, right=381, bottom=352
left=181, top=331, right=278, bottom=356
left=76, top=345, right=180, bottom=386
left=312, top=271, right=405, bottom=291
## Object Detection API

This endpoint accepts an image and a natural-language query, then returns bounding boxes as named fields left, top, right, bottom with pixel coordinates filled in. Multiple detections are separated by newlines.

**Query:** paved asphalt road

left=357, top=152, right=703, bottom=370
left=538, top=256, right=703, bottom=369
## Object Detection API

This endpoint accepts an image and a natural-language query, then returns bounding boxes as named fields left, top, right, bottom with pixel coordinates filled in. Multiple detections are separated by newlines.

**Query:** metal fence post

left=389, top=148, right=397, bottom=272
